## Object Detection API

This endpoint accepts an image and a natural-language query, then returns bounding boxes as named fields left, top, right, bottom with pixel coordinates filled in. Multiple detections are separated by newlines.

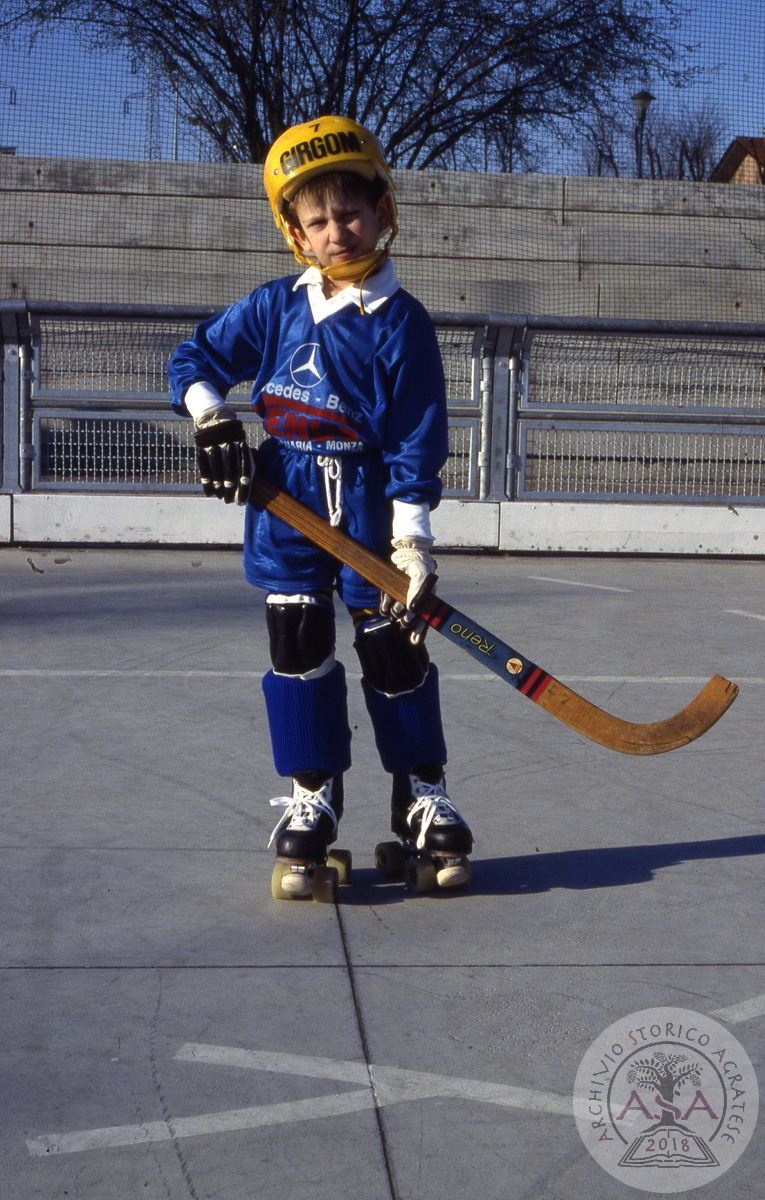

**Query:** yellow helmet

left=263, top=115, right=398, bottom=263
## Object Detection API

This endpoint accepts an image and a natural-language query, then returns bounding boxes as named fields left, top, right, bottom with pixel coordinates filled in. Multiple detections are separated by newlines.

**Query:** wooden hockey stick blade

left=530, top=674, right=737, bottom=755
left=250, top=477, right=738, bottom=754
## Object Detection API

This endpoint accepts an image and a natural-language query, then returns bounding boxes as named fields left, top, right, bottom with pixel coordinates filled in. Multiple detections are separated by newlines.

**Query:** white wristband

left=391, top=499, right=432, bottom=542
left=184, top=381, right=225, bottom=421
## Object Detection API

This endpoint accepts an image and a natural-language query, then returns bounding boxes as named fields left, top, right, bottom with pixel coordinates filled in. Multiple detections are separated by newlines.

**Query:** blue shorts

left=244, top=439, right=388, bottom=610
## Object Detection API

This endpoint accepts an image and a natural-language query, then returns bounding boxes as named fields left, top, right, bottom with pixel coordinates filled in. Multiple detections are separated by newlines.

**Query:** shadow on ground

left=341, top=834, right=765, bottom=903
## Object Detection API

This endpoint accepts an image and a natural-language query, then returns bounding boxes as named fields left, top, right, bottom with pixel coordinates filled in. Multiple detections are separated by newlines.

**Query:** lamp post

left=0, top=81, right=18, bottom=155
left=171, top=73, right=180, bottom=161
left=631, top=89, right=655, bottom=179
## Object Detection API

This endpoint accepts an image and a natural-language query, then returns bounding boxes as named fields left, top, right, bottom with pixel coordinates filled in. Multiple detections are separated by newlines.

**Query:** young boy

left=168, top=116, right=473, bottom=899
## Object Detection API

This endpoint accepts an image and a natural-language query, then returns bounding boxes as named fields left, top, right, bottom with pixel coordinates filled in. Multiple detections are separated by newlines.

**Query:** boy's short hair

left=285, top=170, right=388, bottom=225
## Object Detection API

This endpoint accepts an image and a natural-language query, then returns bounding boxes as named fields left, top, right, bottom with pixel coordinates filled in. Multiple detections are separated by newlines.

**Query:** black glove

left=193, top=406, right=255, bottom=505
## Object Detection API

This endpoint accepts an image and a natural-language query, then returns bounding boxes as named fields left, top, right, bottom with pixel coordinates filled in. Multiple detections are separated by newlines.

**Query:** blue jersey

left=169, top=271, right=449, bottom=604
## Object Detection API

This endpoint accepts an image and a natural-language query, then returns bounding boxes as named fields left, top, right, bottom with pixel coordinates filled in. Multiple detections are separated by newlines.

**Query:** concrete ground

left=1, top=545, right=763, bottom=1200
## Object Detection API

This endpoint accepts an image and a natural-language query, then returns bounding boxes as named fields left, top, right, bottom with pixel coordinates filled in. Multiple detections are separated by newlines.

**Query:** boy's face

left=287, top=186, right=393, bottom=276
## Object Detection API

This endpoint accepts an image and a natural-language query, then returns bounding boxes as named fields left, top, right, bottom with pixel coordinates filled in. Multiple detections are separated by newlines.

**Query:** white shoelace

left=316, top=455, right=343, bottom=527
left=406, top=778, right=465, bottom=850
left=267, top=780, right=338, bottom=848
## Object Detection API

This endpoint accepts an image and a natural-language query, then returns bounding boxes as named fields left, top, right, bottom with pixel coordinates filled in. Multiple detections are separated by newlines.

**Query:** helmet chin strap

left=319, top=247, right=389, bottom=314
left=320, top=247, right=387, bottom=285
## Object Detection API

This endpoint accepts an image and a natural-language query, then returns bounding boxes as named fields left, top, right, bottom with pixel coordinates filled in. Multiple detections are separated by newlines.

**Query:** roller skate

left=268, top=774, right=352, bottom=902
left=374, top=765, right=473, bottom=894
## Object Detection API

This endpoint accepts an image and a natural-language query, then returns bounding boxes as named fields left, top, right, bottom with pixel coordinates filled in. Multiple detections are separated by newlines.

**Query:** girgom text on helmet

left=279, top=131, right=362, bottom=176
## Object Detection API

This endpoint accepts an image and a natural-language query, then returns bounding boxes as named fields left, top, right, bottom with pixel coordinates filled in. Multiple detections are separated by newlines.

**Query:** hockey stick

left=250, top=477, right=738, bottom=755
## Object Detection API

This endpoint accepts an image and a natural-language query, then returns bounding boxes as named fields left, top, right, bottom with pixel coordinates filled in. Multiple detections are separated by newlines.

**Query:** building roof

left=709, top=137, right=765, bottom=182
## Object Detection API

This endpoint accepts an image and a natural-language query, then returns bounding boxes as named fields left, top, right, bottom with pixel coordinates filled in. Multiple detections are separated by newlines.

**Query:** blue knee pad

left=362, top=663, right=447, bottom=774
left=262, top=662, right=352, bottom=778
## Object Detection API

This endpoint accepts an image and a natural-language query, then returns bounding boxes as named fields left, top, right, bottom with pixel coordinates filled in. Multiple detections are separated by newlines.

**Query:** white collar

left=292, top=257, right=399, bottom=323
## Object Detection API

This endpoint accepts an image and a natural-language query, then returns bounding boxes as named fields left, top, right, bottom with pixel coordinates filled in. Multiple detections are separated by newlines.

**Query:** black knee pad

left=353, top=615, right=429, bottom=695
left=266, top=598, right=335, bottom=675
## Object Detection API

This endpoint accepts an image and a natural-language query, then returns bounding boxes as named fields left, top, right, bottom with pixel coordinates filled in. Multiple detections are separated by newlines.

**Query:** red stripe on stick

left=520, top=666, right=552, bottom=700
left=529, top=672, right=552, bottom=701
left=420, top=597, right=451, bottom=629
left=519, top=666, right=543, bottom=695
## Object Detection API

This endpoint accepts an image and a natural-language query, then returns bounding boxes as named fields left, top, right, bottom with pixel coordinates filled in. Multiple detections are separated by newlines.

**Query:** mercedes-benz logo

left=289, top=343, right=327, bottom=387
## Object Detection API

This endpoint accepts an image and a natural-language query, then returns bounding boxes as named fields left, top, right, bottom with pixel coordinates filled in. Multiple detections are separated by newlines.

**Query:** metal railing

left=3, top=301, right=765, bottom=504
left=514, top=319, right=765, bottom=503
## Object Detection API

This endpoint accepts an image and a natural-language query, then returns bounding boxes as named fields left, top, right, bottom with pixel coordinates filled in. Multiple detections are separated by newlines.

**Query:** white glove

left=380, top=536, right=437, bottom=644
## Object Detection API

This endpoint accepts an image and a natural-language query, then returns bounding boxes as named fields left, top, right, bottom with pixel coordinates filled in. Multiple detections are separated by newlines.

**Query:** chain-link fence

left=4, top=302, right=765, bottom=505
left=1, top=5, right=762, bottom=175
left=1, top=3, right=764, bottom=319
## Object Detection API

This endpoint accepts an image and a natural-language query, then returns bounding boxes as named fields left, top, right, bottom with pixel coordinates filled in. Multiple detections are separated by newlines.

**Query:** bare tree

left=579, top=97, right=725, bottom=181
left=579, top=107, right=625, bottom=177
left=645, top=103, right=726, bottom=180
left=3, top=0, right=695, bottom=167
left=458, top=113, right=544, bottom=174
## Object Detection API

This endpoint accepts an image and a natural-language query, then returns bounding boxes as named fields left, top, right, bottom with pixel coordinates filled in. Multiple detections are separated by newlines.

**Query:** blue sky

left=654, top=0, right=764, bottom=138
left=0, top=23, right=183, bottom=159
left=0, top=2, right=763, bottom=167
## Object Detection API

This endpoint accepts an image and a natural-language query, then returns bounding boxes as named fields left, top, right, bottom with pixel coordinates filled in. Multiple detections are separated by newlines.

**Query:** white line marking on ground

left=26, top=1043, right=572, bottom=1156
left=552, top=676, right=761, bottom=685
left=30, top=977, right=765, bottom=1160
left=527, top=575, right=632, bottom=593
left=710, top=994, right=765, bottom=1024
left=176, top=1043, right=572, bottom=1114
left=3, top=670, right=759, bottom=685
left=724, top=609, right=765, bottom=623
left=25, top=1092, right=377, bottom=1156
left=0, top=669, right=264, bottom=678
left=175, top=1044, right=370, bottom=1082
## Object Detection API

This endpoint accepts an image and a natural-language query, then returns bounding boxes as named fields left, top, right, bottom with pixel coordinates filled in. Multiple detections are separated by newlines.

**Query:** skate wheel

left=327, top=848, right=352, bottom=885
left=374, top=840, right=406, bottom=879
left=435, top=857, right=471, bottom=889
left=312, top=864, right=339, bottom=904
left=271, top=860, right=312, bottom=900
left=404, top=856, right=437, bottom=895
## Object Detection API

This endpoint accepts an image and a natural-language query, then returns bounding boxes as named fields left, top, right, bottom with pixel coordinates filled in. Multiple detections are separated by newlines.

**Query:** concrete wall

left=2, top=155, right=765, bottom=319
left=5, top=494, right=765, bottom=555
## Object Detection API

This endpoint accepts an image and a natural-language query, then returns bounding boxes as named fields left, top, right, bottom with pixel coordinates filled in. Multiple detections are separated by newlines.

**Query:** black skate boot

left=375, top=763, right=473, bottom=893
left=268, top=773, right=351, bottom=902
